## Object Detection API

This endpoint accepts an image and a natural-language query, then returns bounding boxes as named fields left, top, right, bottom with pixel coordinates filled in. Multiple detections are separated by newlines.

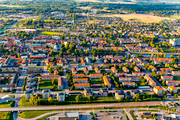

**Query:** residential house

left=144, top=74, right=156, bottom=87
left=72, top=74, right=86, bottom=78
left=161, top=76, right=173, bottom=81
left=122, top=67, right=129, bottom=73
left=42, top=89, right=51, bottom=99
left=103, top=76, right=111, bottom=88
left=73, top=78, right=88, bottom=83
left=99, top=88, right=108, bottom=97
left=153, top=86, right=163, bottom=95
left=72, top=67, right=77, bottom=74
left=83, top=67, right=89, bottom=74
left=168, top=86, right=178, bottom=94
left=95, top=67, right=101, bottom=73
left=132, top=72, right=145, bottom=77
left=160, top=68, right=172, bottom=72
left=114, top=90, right=125, bottom=100
left=134, top=66, right=140, bottom=72
left=157, top=71, right=169, bottom=76
left=172, top=71, right=180, bottom=76
left=166, top=81, right=180, bottom=86
left=58, top=77, right=63, bottom=90
left=57, top=92, right=65, bottom=102
left=149, top=65, right=157, bottom=71
left=41, top=75, right=60, bottom=80
left=74, top=83, right=90, bottom=89
left=111, top=67, right=117, bottom=73
left=119, top=77, right=131, bottom=82
left=122, top=82, right=136, bottom=87
left=89, top=73, right=103, bottom=78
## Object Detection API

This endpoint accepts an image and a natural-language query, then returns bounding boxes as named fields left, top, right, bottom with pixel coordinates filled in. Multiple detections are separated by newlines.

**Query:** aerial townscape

left=0, top=0, right=179, bottom=120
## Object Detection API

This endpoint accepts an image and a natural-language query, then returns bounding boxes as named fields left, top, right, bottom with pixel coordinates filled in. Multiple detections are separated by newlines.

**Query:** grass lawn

left=0, top=103, right=10, bottom=108
left=41, top=31, right=63, bottom=36
left=37, top=113, right=58, bottom=120
left=39, top=80, right=53, bottom=89
left=138, top=110, right=159, bottom=112
left=98, top=14, right=172, bottom=23
left=143, top=97, right=161, bottom=101
left=0, top=112, right=9, bottom=119
left=91, top=80, right=103, bottom=84
left=19, top=110, right=52, bottom=119
left=0, top=112, right=13, bottom=119
left=174, top=76, right=180, bottom=80
left=96, top=97, right=115, bottom=102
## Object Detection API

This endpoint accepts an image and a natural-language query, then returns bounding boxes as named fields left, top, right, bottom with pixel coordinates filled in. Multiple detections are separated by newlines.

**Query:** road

left=0, top=101, right=161, bottom=112
left=18, top=107, right=169, bottom=120
left=124, top=109, right=133, bottom=120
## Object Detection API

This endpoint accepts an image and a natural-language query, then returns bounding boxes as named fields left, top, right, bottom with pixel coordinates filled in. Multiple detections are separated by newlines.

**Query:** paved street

left=124, top=109, right=133, bottom=120
left=0, top=101, right=161, bottom=112
left=17, top=107, right=171, bottom=120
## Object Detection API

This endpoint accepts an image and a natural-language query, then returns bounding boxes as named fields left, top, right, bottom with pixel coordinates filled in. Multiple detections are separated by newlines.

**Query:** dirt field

left=75, top=0, right=135, bottom=4
left=0, top=5, right=24, bottom=8
left=98, top=14, right=174, bottom=23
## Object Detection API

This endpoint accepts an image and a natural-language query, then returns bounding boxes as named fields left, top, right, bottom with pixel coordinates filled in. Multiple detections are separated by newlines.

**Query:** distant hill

left=135, top=0, right=180, bottom=2
left=75, top=0, right=180, bottom=3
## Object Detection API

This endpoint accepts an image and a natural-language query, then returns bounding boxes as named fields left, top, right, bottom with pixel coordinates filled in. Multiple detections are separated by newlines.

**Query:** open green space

left=37, top=113, right=58, bottom=120
left=0, top=112, right=13, bottom=120
left=39, top=80, right=53, bottom=89
left=41, top=31, right=63, bottom=36
left=91, top=80, right=103, bottom=84
left=0, top=103, right=10, bottom=108
left=138, top=110, right=159, bottom=112
left=174, top=76, right=180, bottom=80
left=19, top=110, right=52, bottom=119
left=96, top=97, right=115, bottom=102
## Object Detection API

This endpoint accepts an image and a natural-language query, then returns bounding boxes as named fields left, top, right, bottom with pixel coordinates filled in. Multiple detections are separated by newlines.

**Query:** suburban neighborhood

left=0, top=0, right=179, bottom=120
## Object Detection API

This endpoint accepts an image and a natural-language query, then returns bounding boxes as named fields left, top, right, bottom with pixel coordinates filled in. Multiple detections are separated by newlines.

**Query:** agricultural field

left=98, top=14, right=174, bottom=23
left=41, top=31, right=63, bottom=36
left=0, top=4, right=24, bottom=8
left=75, top=0, right=136, bottom=4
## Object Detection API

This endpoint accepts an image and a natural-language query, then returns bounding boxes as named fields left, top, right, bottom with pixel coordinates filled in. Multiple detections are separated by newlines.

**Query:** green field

left=0, top=112, right=13, bottom=120
left=0, top=103, right=10, bottom=108
left=37, top=113, right=58, bottom=120
left=39, top=80, right=53, bottom=89
left=19, top=110, right=52, bottom=119
left=41, top=31, right=63, bottom=36
left=96, top=97, right=115, bottom=102
left=174, top=76, right=180, bottom=80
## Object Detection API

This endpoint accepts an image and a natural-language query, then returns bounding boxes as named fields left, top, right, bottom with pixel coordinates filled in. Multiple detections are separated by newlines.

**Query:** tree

left=20, top=95, right=26, bottom=107
left=75, top=95, right=80, bottom=103
left=174, top=94, right=178, bottom=98
left=48, top=97, right=53, bottom=104
left=38, top=77, right=42, bottom=83
left=119, top=96, right=123, bottom=102
left=29, top=95, right=39, bottom=106
left=10, top=101, right=15, bottom=107
left=87, top=95, right=93, bottom=102
left=52, top=78, right=56, bottom=85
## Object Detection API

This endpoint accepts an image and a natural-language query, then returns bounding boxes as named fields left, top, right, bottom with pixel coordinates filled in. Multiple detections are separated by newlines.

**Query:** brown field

left=170, top=14, right=180, bottom=20
left=0, top=5, right=24, bottom=8
left=75, top=0, right=135, bottom=4
left=98, top=14, right=174, bottom=23
left=77, top=7, right=92, bottom=10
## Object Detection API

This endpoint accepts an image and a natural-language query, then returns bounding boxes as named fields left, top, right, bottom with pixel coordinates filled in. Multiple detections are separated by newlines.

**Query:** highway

left=0, top=101, right=161, bottom=112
